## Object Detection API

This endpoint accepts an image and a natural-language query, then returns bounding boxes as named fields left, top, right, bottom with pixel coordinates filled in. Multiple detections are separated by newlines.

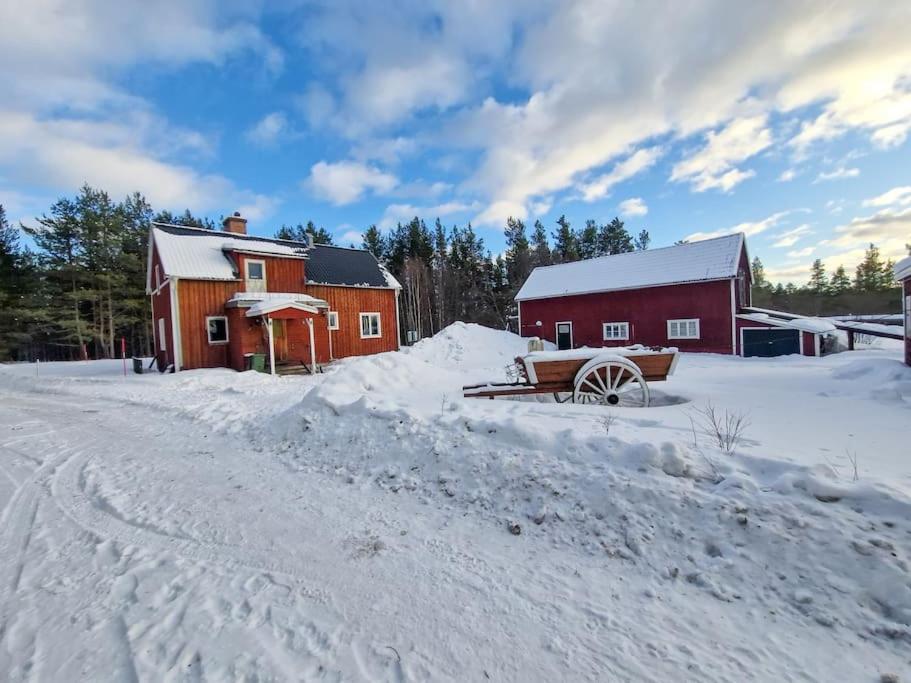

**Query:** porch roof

left=245, top=298, right=323, bottom=317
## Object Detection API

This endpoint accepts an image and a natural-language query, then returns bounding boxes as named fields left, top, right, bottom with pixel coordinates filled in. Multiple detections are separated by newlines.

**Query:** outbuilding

left=515, top=234, right=833, bottom=357
left=896, top=255, right=911, bottom=366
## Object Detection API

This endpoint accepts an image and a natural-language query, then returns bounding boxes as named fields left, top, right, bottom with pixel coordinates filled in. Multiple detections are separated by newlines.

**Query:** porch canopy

left=226, top=292, right=330, bottom=375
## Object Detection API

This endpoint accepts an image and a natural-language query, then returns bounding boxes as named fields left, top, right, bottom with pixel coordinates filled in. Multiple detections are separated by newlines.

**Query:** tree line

left=750, top=244, right=906, bottom=316
left=360, top=215, right=650, bottom=339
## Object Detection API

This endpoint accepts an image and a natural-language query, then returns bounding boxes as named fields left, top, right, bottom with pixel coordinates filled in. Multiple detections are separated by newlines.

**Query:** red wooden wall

left=177, top=280, right=238, bottom=369
left=149, top=246, right=174, bottom=367
left=306, top=285, right=399, bottom=358
left=234, top=253, right=306, bottom=292
left=519, top=279, right=735, bottom=354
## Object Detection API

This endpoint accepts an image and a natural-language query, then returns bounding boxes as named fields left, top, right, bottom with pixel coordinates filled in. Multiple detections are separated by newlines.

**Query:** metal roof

left=515, top=233, right=745, bottom=301
left=151, top=223, right=399, bottom=289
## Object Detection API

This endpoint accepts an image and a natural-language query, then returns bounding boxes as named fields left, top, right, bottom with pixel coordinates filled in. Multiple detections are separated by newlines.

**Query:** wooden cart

left=463, top=346, right=679, bottom=408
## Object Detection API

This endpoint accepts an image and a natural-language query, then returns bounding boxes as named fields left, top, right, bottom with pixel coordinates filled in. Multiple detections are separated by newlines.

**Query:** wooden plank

left=305, top=285, right=398, bottom=359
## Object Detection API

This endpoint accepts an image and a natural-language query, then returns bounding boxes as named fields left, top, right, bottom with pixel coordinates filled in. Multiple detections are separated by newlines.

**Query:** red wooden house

left=896, top=256, right=911, bottom=366
left=147, top=213, right=401, bottom=373
left=516, top=233, right=834, bottom=357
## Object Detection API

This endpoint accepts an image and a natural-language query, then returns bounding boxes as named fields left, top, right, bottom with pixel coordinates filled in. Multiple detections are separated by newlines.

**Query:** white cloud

left=778, top=169, right=797, bottom=182
left=685, top=210, right=792, bottom=242
left=814, top=167, right=860, bottom=183
left=245, top=112, right=288, bottom=146
left=618, top=197, right=648, bottom=217
left=306, top=160, right=398, bottom=205
left=772, top=224, right=812, bottom=247
left=338, top=229, right=364, bottom=246
left=670, top=115, right=771, bottom=192
left=380, top=200, right=479, bottom=230
left=832, top=206, right=911, bottom=253
left=863, top=185, right=911, bottom=208
left=579, top=147, right=663, bottom=202
left=787, top=246, right=814, bottom=258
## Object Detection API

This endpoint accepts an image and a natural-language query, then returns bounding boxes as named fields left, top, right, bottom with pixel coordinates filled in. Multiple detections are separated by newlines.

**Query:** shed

left=895, top=256, right=911, bottom=366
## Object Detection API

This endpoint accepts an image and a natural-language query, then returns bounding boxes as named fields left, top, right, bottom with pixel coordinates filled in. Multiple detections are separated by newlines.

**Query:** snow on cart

left=463, top=345, right=679, bottom=407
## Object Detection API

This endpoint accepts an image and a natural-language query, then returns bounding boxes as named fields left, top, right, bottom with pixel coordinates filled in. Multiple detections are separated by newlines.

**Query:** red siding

left=149, top=245, right=174, bottom=368
left=903, top=279, right=910, bottom=366
left=306, top=285, right=399, bottom=358
left=234, top=253, right=306, bottom=292
left=520, top=279, right=735, bottom=354
left=177, top=280, right=237, bottom=369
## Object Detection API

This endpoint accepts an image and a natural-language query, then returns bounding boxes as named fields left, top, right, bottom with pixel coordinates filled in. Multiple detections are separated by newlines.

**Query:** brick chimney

left=222, top=212, right=247, bottom=235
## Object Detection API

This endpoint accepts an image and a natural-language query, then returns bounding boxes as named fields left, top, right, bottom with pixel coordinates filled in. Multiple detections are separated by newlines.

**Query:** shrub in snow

left=689, top=402, right=750, bottom=456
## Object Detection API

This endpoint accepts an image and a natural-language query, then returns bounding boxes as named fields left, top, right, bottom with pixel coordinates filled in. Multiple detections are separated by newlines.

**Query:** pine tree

left=634, top=229, right=651, bottom=251
left=530, top=220, right=552, bottom=267
left=578, top=220, right=599, bottom=260
left=361, top=225, right=385, bottom=258
left=807, top=259, right=828, bottom=294
left=829, top=265, right=851, bottom=294
left=598, top=217, right=634, bottom=255
left=854, top=243, right=886, bottom=291
left=153, top=209, right=215, bottom=230
left=751, top=257, right=769, bottom=290
left=504, top=217, right=532, bottom=289
left=882, top=259, right=897, bottom=289
left=0, top=205, right=25, bottom=359
left=552, top=215, right=579, bottom=263
left=275, top=222, right=334, bottom=244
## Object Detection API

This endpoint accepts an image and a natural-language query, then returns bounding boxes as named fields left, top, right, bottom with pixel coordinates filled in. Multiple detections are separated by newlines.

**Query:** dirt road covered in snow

left=1, top=324, right=909, bottom=681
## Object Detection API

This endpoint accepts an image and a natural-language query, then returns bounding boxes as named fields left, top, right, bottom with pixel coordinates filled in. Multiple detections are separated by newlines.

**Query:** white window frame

left=327, top=311, right=339, bottom=331
left=555, top=320, right=573, bottom=349
left=602, top=322, right=630, bottom=341
left=667, top=318, right=700, bottom=340
left=244, top=259, right=267, bottom=292
left=157, top=317, right=167, bottom=351
left=360, top=312, right=382, bottom=339
left=206, top=315, right=229, bottom=345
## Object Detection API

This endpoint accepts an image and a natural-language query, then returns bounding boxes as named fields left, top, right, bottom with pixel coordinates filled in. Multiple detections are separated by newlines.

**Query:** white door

left=245, top=259, right=267, bottom=293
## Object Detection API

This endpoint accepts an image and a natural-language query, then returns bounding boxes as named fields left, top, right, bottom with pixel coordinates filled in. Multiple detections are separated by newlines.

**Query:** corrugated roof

left=515, top=233, right=745, bottom=301
left=151, top=223, right=399, bottom=288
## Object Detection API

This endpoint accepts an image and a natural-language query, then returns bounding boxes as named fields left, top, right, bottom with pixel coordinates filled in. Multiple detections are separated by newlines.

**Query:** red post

left=121, top=337, right=127, bottom=376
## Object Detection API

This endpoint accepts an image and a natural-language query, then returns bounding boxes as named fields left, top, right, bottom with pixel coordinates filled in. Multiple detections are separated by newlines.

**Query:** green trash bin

left=251, top=353, right=267, bottom=373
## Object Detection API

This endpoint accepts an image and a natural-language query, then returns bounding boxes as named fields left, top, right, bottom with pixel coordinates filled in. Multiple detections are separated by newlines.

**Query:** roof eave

left=515, top=275, right=736, bottom=301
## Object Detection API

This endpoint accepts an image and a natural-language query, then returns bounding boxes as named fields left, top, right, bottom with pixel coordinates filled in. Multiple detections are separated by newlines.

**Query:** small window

left=360, top=312, right=381, bottom=339
left=328, top=311, right=339, bottom=330
left=245, top=259, right=266, bottom=292
left=206, top=316, right=229, bottom=344
left=667, top=318, right=700, bottom=339
left=602, top=322, right=630, bottom=341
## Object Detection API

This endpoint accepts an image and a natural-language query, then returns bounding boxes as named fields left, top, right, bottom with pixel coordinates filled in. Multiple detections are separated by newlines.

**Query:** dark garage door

left=742, top=328, right=800, bottom=357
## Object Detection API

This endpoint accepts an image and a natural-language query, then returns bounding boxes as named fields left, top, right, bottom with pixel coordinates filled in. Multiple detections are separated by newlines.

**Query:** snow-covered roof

left=150, top=223, right=398, bottom=289
left=226, top=292, right=329, bottom=307
left=895, top=255, right=911, bottom=281
left=152, top=224, right=307, bottom=281
left=737, top=312, right=837, bottom=334
left=515, top=233, right=745, bottom=301
left=245, top=298, right=326, bottom=317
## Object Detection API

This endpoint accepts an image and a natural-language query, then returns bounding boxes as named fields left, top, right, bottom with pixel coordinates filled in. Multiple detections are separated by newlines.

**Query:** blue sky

left=2, top=1, right=910, bottom=282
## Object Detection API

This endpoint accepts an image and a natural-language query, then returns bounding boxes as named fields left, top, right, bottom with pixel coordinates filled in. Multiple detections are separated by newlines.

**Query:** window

left=245, top=259, right=266, bottom=292
left=206, top=316, right=229, bottom=344
left=327, top=311, right=339, bottom=330
left=667, top=318, right=700, bottom=339
left=360, top=312, right=381, bottom=339
left=602, top=322, right=630, bottom=341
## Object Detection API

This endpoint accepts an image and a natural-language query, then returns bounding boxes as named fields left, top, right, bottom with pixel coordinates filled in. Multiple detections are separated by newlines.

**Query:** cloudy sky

left=2, top=1, right=910, bottom=281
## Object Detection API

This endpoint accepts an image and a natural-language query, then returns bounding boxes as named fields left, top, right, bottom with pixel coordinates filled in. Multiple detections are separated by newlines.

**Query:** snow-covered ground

left=1, top=323, right=909, bottom=681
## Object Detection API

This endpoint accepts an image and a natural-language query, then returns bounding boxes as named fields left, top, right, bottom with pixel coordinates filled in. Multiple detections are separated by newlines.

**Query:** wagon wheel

left=552, top=392, right=573, bottom=403
left=572, top=358, right=650, bottom=407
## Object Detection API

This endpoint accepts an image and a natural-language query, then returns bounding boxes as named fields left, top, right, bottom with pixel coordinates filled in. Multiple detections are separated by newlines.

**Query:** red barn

left=516, top=233, right=832, bottom=357
left=146, top=214, right=401, bottom=373
left=896, top=256, right=911, bottom=366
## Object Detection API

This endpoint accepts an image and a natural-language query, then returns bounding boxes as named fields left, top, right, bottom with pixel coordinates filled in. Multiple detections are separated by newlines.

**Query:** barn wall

left=519, top=279, right=735, bottom=354
left=235, top=253, right=306, bottom=292
left=177, top=280, right=237, bottom=369
left=149, top=245, right=174, bottom=367
left=305, top=285, right=399, bottom=358
left=734, top=317, right=776, bottom=356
